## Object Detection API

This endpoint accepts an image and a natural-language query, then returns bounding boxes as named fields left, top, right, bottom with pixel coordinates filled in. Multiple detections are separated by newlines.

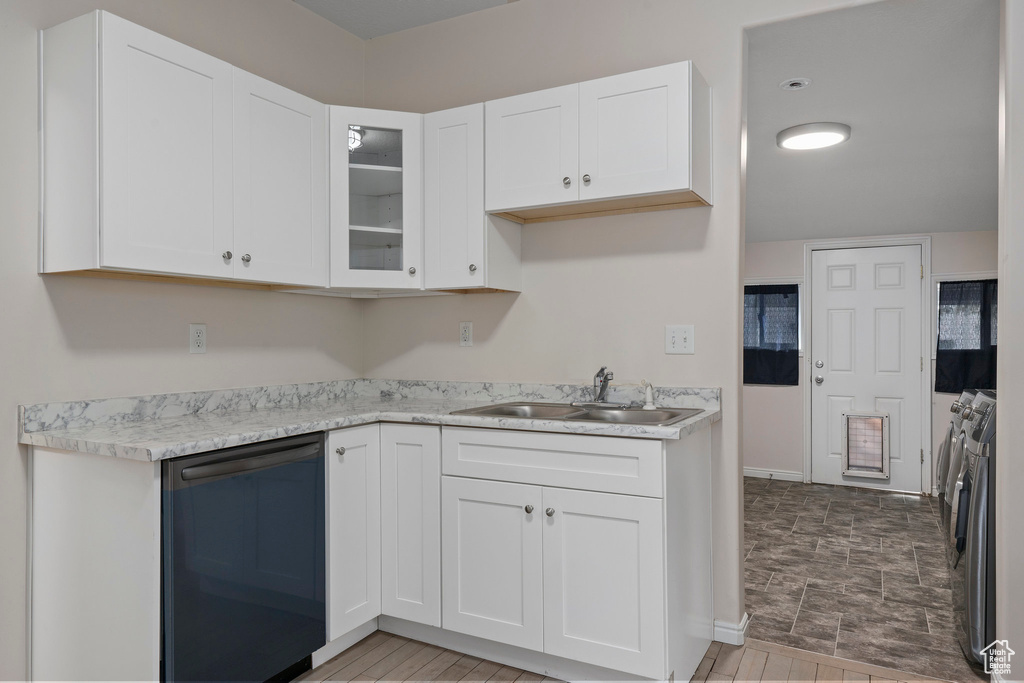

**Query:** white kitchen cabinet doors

left=326, top=425, right=381, bottom=641
left=380, top=424, right=441, bottom=626
left=484, top=61, right=711, bottom=221
left=42, top=11, right=329, bottom=287
left=441, top=477, right=545, bottom=652
left=330, top=107, right=423, bottom=289
left=44, top=11, right=234, bottom=278
left=424, top=104, right=521, bottom=291
left=484, top=85, right=579, bottom=213
left=441, top=476, right=665, bottom=677
left=233, top=71, right=328, bottom=286
left=578, top=61, right=694, bottom=202
left=542, top=488, right=665, bottom=679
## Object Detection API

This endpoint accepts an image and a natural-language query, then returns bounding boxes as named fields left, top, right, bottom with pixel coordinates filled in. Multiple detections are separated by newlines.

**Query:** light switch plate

left=459, top=322, right=473, bottom=347
left=665, top=324, right=694, bottom=354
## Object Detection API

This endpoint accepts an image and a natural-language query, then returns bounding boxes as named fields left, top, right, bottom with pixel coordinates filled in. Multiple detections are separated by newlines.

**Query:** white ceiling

left=294, top=0, right=510, bottom=39
left=745, top=0, right=998, bottom=243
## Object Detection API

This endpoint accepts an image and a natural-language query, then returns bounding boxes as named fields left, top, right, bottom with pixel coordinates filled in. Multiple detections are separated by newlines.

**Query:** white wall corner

left=713, top=613, right=750, bottom=646
left=743, top=467, right=803, bottom=482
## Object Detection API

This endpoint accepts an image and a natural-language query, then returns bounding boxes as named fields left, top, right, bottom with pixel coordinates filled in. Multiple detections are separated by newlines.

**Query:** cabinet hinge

left=921, top=448, right=925, bottom=464
left=921, top=357, right=924, bottom=372
left=921, top=265, right=924, bottom=279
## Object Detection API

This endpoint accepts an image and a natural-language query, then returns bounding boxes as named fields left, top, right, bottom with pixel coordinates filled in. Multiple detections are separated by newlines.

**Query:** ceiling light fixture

left=779, top=77, right=811, bottom=91
left=348, top=126, right=363, bottom=151
left=776, top=122, right=851, bottom=150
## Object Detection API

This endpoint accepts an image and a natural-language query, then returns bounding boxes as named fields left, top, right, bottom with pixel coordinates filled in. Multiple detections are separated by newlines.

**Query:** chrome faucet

left=593, top=366, right=614, bottom=403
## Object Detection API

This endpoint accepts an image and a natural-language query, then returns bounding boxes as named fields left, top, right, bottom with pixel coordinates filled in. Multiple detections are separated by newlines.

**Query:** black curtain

left=744, top=284, right=799, bottom=386
left=935, top=279, right=997, bottom=394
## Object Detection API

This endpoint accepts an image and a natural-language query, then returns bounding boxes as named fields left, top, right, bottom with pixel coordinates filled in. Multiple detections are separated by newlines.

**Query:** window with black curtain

left=935, top=279, right=998, bottom=394
left=744, top=284, right=799, bottom=386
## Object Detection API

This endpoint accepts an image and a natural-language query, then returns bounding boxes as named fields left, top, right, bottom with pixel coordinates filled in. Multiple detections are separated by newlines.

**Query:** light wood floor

left=694, top=639, right=952, bottom=683
left=298, top=631, right=559, bottom=682
left=301, top=632, right=954, bottom=683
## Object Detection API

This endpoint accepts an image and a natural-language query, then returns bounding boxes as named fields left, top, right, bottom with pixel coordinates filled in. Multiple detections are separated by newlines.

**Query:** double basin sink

left=451, top=402, right=702, bottom=427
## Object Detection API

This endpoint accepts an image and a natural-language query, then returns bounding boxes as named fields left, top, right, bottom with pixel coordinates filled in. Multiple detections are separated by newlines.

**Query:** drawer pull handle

left=335, top=447, right=346, bottom=456
left=545, top=507, right=555, bottom=517
left=524, top=505, right=534, bottom=514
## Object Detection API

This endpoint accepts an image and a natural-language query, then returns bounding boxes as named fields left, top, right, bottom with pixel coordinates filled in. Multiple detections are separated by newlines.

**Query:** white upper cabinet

left=484, top=61, right=711, bottom=223
left=41, top=11, right=328, bottom=287
left=233, top=70, right=328, bottom=287
left=579, top=61, right=694, bottom=202
left=424, top=104, right=521, bottom=291
left=485, top=85, right=579, bottom=213
left=330, top=107, right=423, bottom=290
left=43, top=11, right=235, bottom=279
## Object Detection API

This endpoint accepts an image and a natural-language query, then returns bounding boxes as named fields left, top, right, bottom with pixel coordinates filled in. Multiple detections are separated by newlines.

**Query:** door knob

left=562, top=176, right=571, bottom=187
left=335, top=447, right=346, bottom=456
left=545, top=508, right=555, bottom=517
left=469, top=264, right=477, bottom=273
left=524, top=505, right=534, bottom=514
left=815, top=375, right=824, bottom=385
left=222, top=251, right=232, bottom=260
left=582, top=174, right=591, bottom=183
left=408, top=267, right=416, bottom=275
left=241, top=254, right=251, bottom=263
left=815, top=360, right=823, bottom=368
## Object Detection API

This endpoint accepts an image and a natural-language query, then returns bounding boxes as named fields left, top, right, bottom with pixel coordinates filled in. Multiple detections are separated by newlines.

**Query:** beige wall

left=357, top=0, right=870, bottom=630
left=998, top=0, right=1024, bottom=662
left=0, top=2, right=367, bottom=678
left=742, top=232, right=998, bottom=486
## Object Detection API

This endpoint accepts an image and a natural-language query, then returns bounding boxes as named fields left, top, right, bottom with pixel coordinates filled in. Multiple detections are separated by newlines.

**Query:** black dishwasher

left=162, top=433, right=326, bottom=682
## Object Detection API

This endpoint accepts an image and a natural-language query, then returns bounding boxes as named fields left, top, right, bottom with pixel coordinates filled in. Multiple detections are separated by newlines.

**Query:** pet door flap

left=842, top=411, right=890, bottom=480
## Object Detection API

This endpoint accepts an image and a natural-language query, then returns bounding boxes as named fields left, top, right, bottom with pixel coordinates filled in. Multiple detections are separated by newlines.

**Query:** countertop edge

left=20, top=407, right=722, bottom=462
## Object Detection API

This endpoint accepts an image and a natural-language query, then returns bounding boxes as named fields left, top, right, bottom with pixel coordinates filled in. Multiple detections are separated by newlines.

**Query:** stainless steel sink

left=570, top=407, right=702, bottom=426
left=451, top=402, right=702, bottom=426
left=451, top=402, right=586, bottom=419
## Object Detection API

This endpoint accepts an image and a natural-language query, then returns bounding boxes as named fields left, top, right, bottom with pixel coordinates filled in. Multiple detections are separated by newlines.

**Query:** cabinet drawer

left=441, top=427, right=663, bottom=497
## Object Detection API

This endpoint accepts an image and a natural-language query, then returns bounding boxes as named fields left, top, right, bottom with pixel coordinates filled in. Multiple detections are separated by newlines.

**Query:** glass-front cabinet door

left=329, top=107, right=422, bottom=289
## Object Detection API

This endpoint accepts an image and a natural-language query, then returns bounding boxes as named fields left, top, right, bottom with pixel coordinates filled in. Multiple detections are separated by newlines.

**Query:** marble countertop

left=19, top=379, right=721, bottom=462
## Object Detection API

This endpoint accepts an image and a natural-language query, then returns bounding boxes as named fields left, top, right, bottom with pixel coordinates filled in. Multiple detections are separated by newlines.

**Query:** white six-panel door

left=578, top=62, right=690, bottom=202
left=811, top=246, right=923, bottom=491
left=441, top=476, right=544, bottom=652
left=381, top=424, right=441, bottom=627
left=100, top=13, right=234, bottom=278
left=542, top=488, right=665, bottom=679
left=233, top=69, right=327, bottom=286
left=485, top=85, right=579, bottom=212
left=326, top=425, right=381, bottom=641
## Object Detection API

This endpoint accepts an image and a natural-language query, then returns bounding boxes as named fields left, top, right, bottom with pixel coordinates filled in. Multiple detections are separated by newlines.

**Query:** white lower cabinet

left=326, top=424, right=381, bottom=641
left=441, top=474, right=666, bottom=678
left=542, top=487, right=665, bottom=679
left=441, top=477, right=545, bottom=652
left=380, top=424, right=441, bottom=626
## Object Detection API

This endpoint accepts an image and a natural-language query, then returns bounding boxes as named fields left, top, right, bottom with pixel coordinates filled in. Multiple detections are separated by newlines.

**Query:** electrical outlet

left=459, top=322, right=473, bottom=347
left=665, top=324, right=694, bottom=354
left=189, top=324, right=206, bottom=354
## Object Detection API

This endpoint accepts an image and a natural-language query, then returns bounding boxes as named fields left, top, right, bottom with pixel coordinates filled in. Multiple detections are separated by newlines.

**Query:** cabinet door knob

left=562, top=176, right=571, bottom=187
left=545, top=507, right=555, bottom=517
left=469, top=264, right=477, bottom=273
left=582, top=174, right=591, bottom=183
left=408, top=266, right=416, bottom=275
left=524, top=505, right=534, bottom=514
left=335, top=447, right=346, bottom=456
left=222, top=251, right=232, bottom=260
left=241, top=254, right=252, bottom=263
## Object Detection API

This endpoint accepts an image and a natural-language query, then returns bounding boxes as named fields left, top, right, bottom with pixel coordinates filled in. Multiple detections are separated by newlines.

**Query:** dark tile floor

left=743, top=476, right=985, bottom=682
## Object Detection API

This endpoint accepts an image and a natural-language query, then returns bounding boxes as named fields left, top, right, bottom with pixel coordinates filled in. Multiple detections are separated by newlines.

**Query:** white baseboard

left=312, top=618, right=378, bottom=667
left=743, top=467, right=803, bottom=482
left=714, top=613, right=750, bottom=646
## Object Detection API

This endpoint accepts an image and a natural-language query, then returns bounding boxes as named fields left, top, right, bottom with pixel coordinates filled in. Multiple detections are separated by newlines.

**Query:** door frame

left=801, top=235, right=932, bottom=493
